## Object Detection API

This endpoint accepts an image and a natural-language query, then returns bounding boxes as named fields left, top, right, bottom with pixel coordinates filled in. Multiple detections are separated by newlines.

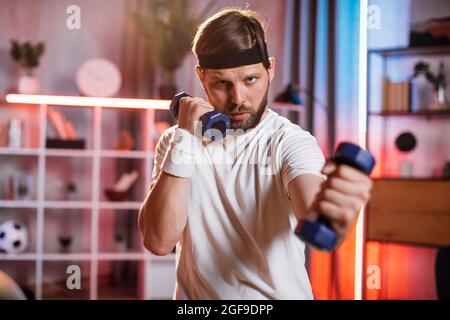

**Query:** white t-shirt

left=151, top=108, right=325, bottom=300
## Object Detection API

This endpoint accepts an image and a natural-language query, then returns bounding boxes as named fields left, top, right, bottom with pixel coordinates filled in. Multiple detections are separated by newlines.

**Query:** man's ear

left=268, top=57, right=276, bottom=82
left=195, top=65, right=206, bottom=88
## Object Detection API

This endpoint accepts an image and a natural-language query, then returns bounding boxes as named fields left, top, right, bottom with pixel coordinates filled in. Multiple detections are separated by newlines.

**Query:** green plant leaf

left=10, top=40, right=21, bottom=61
left=9, top=40, right=45, bottom=70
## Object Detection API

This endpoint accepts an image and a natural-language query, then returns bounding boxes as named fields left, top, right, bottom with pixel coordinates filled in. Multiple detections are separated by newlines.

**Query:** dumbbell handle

left=169, top=92, right=230, bottom=141
left=169, top=92, right=191, bottom=119
left=295, top=143, right=376, bottom=251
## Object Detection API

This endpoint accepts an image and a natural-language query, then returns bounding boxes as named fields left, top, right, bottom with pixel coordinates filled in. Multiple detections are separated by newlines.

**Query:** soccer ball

left=0, top=220, right=28, bottom=254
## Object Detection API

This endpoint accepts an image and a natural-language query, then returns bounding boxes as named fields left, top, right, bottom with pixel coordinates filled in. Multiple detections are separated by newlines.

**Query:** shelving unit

left=367, top=45, right=450, bottom=178
left=363, top=45, right=450, bottom=300
left=0, top=95, right=176, bottom=300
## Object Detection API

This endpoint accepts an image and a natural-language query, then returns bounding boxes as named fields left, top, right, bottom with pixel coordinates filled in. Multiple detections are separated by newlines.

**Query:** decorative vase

left=410, top=73, right=433, bottom=112
left=399, top=160, right=413, bottom=177
left=18, top=74, right=39, bottom=94
left=58, top=235, right=72, bottom=253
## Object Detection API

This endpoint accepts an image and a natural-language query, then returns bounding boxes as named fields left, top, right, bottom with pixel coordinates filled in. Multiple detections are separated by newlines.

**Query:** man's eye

left=217, top=80, right=228, bottom=87
left=245, top=77, right=257, bottom=84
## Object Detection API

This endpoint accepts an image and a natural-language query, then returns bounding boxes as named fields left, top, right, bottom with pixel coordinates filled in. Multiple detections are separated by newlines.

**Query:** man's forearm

left=139, top=171, right=189, bottom=255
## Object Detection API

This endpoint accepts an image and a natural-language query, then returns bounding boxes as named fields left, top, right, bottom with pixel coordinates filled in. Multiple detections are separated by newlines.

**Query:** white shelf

left=100, top=150, right=153, bottom=159
left=0, top=147, right=154, bottom=159
left=43, top=201, right=93, bottom=209
left=45, top=149, right=93, bottom=157
left=0, top=200, right=38, bottom=208
left=0, top=200, right=143, bottom=210
left=0, top=252, right=176, bottom=262
left=0, top=253, right=38, bottom=260
left=97, top=253, right=151, bottom=260
left=40, top=253, right=92, bottom=261
left=0, top=147, right=40, bottom=156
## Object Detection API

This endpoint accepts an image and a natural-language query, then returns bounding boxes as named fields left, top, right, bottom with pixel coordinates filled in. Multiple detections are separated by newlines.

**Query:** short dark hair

left=192, top=8, right=270, bottom=69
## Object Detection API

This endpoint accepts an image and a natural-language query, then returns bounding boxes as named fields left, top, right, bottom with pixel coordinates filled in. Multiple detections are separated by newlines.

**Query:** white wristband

left=161, top=128, right=202, bottom=178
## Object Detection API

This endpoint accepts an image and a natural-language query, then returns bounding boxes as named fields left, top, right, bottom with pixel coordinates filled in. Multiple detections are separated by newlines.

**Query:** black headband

left=198, top=42, right=269, bottom=69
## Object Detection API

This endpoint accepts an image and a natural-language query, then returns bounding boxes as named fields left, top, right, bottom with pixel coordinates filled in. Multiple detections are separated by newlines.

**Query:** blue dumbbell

left=169, top=92, right=231, bottom=141
left=295, top=142, right=376, bottom=251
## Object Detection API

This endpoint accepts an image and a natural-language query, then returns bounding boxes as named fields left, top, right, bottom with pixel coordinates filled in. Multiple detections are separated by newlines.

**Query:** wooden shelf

left=369, top=45, right=450, bottom=57
left=367, top=179, right=450, bottom=247
left=372, top=177, right=449, bottom=181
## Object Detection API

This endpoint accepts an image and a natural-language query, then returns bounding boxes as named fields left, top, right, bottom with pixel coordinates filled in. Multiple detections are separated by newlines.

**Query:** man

left=139, top=8, right=372, bottom=299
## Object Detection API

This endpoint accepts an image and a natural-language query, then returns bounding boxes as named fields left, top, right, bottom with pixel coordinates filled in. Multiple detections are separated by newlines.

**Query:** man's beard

left=227, top=85, right=269, bottom=131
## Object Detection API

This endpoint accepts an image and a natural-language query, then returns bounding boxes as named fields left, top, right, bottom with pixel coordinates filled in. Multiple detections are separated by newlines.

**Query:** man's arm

left=288, top=162, right=372, bottom=245
left=287, top=173, right=323, bottom=221
left=139, top=96, right=215, bottom=256
left=139, top=171, right=189, bottom=256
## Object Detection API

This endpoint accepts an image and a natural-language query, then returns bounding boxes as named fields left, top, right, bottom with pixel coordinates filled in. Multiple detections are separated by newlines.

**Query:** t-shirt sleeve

left=280, top=128, right=326, bottom=199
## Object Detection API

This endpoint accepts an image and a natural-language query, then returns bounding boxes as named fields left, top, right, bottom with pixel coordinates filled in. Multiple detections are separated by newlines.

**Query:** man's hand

left=178, top=97, right=215, bottom=135
left=310, top=161, right=373, bottom=245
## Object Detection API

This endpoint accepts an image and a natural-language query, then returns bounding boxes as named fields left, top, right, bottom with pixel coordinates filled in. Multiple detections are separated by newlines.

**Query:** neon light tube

left=6, top=94, right=170, bottom=110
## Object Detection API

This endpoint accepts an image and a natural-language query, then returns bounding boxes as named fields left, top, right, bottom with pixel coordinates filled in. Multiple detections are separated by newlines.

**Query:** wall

left=0, top=0, right=127, bottom=95
left=0, top=0, right=287, bottom=102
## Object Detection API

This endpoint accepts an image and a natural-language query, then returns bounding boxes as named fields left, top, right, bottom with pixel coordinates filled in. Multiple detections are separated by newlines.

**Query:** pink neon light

left=5, top=94, right=170, bottom=110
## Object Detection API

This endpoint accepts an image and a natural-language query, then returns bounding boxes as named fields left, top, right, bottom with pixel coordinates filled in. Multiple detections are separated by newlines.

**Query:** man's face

left=196, top=58, right=275, bottom=131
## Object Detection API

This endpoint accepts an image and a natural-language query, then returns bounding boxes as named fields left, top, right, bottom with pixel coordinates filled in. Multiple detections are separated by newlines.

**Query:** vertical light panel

left=355, top=0, right=369, bottom=300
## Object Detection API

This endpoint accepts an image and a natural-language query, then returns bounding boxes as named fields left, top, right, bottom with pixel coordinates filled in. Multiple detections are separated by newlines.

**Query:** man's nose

left=229, top=84, right=245, bottom=106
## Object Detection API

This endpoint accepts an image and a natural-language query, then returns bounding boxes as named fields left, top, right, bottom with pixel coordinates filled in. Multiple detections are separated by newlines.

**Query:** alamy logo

left=66, top=264, right=81, bottom=290
left=66, top=5, right=81, bottom=30
left=169, top=124, right=285, bottom=176
left=368, top=5, right=381, bottom=30
left=366, top=264, right=381, bottom=290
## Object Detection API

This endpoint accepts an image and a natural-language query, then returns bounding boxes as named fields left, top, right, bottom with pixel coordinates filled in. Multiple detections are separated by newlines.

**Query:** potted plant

left=9, top=40, right=45, bottom=94
left=132, top=0, right=215, bottom=98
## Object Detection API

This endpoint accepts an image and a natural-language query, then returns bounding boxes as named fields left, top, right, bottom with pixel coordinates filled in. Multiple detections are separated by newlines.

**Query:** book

left=64, top=121, right=78, bottom=140
left=47, top=109, right=68, bottom=140
left=382, top=79, right=411, bottom=112
left=47, top=109, right=78, bottom=140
